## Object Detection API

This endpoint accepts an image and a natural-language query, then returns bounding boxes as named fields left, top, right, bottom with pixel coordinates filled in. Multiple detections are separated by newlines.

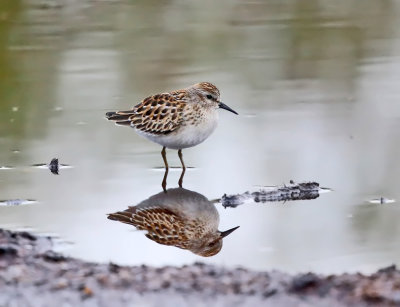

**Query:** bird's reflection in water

left=108, top=188, right=239, bottom=257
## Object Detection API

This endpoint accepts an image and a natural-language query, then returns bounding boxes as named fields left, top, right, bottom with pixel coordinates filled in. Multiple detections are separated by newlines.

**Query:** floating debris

left=32, top=158, right=72, bottom=175
left=0, top=166, right=13, bottom=170
left=368, top=197, right=395, bottom=204
left=0, top=199, right=38, bottom=206
left=221, top=181, right=331, bottom=208
left=11, top=106, right=19, bottom=112
left=49, top=158, right=59, bottom=174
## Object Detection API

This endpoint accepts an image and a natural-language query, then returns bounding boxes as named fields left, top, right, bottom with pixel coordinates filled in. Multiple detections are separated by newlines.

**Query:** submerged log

left=221, top=181, right=329, bottom=208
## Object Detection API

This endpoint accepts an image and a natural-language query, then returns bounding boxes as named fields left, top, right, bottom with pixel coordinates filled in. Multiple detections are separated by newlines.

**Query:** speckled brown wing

left=107, top=206, right=191, bottom=250
left=106, top=92, right=186, bottom=135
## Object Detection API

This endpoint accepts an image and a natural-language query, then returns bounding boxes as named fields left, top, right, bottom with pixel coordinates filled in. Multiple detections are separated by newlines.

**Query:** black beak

left=219, top=226, right=240, bottom=238
left=219, top=102, right=238, bottom=115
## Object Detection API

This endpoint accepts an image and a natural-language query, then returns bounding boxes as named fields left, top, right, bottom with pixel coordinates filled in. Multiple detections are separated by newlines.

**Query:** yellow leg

left=161, top=147, right=168, bottom=192
left=178, top=149, right=186, bottom=188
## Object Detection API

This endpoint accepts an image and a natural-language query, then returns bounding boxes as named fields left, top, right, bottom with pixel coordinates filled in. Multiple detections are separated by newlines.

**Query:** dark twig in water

left=31, top=158, right=71, bottom=175
left=221, top=181, right=329, bottom=208
left=49, top=158, right=59, bottom=175
left=368, top=197, right=395, bottom=204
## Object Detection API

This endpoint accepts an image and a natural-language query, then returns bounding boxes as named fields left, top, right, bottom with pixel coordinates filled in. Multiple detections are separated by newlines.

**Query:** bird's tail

left=107, top=207, right=137, bottom=226
left=105, top=110, right=135, bottom=126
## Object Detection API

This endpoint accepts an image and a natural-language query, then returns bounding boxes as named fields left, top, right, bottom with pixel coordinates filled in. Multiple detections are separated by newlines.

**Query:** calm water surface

left=1, top=0, right=400, bottom=274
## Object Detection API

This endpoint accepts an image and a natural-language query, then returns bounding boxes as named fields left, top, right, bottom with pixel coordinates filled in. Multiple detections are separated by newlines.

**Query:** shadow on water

left=108, top=188, right=239, bottom=257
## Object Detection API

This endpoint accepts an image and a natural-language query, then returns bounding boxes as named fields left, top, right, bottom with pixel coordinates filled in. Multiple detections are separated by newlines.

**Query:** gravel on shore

left=0, top=228, right=399, bottom=307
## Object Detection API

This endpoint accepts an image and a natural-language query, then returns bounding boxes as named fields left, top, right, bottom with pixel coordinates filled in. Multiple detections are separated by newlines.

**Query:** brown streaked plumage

left=108, top=206, right=191, bottom=250
left=106, top=82, right=238, bottom=191
left=107, top=93, right=186, bottom=135
left=107, top=188, right=239, bottom=257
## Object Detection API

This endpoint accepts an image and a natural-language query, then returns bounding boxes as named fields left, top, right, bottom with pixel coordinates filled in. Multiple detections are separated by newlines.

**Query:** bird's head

left=189, top=82, right=238, bottom=115
left=192, top=225, right=240, bottom=257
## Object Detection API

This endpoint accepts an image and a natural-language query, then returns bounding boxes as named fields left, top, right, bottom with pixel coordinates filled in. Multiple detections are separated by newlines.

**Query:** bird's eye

left=206, top=94, right=213, bottom=100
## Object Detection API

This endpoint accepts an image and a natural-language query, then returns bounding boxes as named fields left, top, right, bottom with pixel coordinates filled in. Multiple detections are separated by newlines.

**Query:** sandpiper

left=107, top=188, right=239, bottom=256
left=106, top=82, right=238, bottom=191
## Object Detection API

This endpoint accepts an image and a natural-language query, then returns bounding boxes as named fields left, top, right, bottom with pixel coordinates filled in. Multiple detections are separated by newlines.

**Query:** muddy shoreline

left=0, top=229, right=399, bottom=306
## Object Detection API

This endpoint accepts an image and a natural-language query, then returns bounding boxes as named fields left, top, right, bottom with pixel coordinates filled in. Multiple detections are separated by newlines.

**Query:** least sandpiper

left=106, top=82, right=238, bottom=190
left=107, top=188, right=239, bottom=256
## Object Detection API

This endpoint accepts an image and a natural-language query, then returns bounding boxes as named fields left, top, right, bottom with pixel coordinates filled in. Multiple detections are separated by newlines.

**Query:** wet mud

left=1, top=229, right=399, bottom=307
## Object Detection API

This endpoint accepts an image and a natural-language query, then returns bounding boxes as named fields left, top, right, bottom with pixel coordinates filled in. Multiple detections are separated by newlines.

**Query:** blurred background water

left=1, top=0, right=400, bottom=274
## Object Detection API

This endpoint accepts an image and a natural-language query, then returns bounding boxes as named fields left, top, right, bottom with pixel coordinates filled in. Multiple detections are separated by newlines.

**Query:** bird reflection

left=162, top=164, right=185, bottom=192
left=107, top=188, right=239, bottom=257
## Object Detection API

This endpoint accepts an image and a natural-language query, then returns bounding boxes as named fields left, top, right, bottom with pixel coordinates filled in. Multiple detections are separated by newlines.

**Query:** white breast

left=137, top=109, right=219, bottom=150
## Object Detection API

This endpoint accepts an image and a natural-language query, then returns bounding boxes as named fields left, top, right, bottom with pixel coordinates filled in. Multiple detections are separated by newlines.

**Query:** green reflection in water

left=0, top=0, right=61, bottom=155
left=0, top=0, right=22, bottom=132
